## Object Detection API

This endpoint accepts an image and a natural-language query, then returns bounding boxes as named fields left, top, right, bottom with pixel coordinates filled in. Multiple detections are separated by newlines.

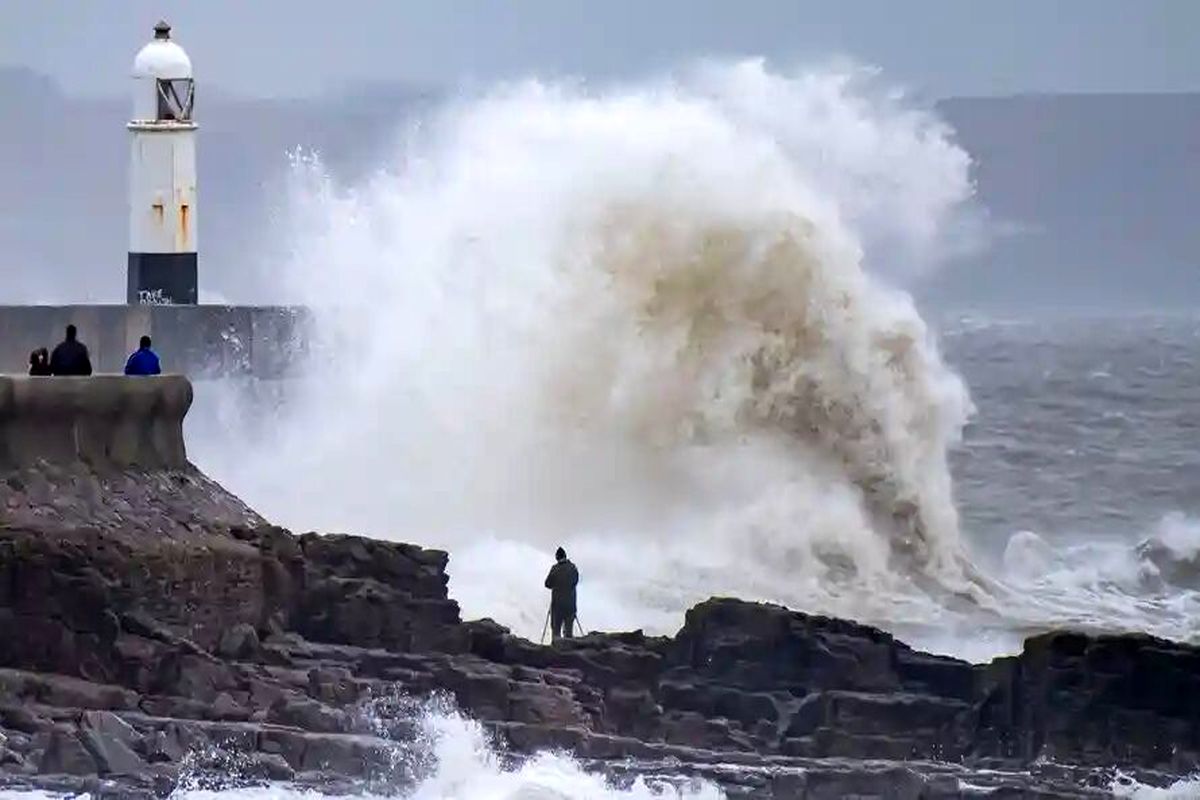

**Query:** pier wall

left=0, top=305, right=311, bottom=379
left=0, top=375, right=193, bottom=470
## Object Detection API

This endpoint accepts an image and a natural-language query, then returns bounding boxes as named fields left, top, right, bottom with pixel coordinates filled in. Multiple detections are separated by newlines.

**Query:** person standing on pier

left=28, top=348, right=51, bottom=376
left=49, top=325, right=93, bottom=376
left=124, top=336, right=162, bottom=376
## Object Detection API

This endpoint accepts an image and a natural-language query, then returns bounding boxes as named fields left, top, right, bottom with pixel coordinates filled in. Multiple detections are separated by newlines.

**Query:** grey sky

left=2, top=0, right=1197, bottom=100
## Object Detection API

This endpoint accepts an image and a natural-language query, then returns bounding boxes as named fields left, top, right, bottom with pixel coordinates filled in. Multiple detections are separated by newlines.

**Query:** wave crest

left=202, top=60, right=985, bottom=648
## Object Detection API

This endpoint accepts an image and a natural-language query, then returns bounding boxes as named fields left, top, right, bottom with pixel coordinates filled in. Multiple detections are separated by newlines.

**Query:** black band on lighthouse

left=127, top=252, right=198, bottom=305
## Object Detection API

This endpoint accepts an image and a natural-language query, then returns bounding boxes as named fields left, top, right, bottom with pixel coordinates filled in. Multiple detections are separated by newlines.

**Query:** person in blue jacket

left=124, top=335, right=162, bottom=376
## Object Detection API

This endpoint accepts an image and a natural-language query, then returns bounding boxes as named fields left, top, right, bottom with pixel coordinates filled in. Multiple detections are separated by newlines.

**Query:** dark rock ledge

left=0, top=377, right=1196, bottom=798
left=0, top=513, right=1197, bottom=798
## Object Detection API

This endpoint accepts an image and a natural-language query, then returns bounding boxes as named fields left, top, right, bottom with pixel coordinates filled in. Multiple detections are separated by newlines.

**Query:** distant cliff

left=933, top=94, right=1200, bottom=310
left=0, top=69, right=1196, bottom=310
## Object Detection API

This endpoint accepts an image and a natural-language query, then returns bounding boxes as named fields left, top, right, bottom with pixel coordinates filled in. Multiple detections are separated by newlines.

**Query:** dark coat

left=544, top=559, right=579, bottom=613
left=49, top=339, right=92, bottom=376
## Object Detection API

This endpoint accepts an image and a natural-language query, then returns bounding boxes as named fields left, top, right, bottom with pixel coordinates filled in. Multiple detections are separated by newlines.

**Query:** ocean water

left=944, top=313, right=1199, bottom=552
left=94, top=61, right=1200, bottom=796
left=940, top=313, right=1200, bottom=658
left=190, top=313, right=1200, bottom=662
left=186, top=61, right=1199, bottom=663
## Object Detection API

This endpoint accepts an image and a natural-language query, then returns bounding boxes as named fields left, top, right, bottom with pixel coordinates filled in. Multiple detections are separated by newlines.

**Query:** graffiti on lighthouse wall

left=137, top=288, right=174, bottom=305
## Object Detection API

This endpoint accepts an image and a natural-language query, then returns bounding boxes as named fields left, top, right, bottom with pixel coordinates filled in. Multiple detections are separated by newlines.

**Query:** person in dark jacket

left=49, top=325, right=92, bottom=376
left=124, top=335, right=162, bottom=376
left=28, top=348, right=51, bottom=376
left=544, top=547, right=580, bottom=641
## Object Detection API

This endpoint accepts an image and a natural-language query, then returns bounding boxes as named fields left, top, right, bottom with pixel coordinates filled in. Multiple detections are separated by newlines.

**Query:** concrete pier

left=0, top=305, right=310, bottom=378
left=0, top=374, right=193, bottom=470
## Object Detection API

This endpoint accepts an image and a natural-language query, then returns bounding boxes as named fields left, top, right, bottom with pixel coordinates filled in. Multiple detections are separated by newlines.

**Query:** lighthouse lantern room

left=127, top=20, right=197, bottom=305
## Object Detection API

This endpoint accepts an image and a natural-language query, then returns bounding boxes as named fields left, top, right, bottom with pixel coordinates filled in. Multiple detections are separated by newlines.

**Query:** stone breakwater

left=0, top=375, right=193, bottom=472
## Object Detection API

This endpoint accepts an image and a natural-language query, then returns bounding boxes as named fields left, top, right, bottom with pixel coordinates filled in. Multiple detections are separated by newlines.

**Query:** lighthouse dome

left=132, top=21, right=192, bottom=80
left=130, top=21, right=194, bottom=123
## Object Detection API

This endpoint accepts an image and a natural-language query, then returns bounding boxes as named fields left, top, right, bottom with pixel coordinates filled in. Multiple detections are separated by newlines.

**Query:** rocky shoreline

left=0, top=375, right=1196, bottom=798
left=1, top=478, right=1199, bottom=798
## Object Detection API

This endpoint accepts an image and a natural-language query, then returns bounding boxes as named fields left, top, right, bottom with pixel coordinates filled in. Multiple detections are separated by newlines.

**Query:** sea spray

left=163, top=696, right=725, bottom=800
left=186, top=61, right=1200, bottom=658
left=193, top=60, right=986, bottom=647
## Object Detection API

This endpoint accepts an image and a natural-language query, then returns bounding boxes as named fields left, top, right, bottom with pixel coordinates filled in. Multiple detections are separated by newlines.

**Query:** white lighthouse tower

left=127, top=20, right=197, bottom=305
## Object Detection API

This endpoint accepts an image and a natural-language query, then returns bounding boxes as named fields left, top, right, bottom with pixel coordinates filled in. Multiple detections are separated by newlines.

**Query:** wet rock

left=209, top=692, right=250, bottom=722
left=38, top=730, right=97, bottom=775
left=153, top=654, right=238, bottom=703
left=294, top=732, right=389, bottom=776
left=257, top=728, right=307, bottom=768
left=508, top=680, right=588, bottom=727
left=242, top=751, right=295, bottom=782
left=138, top=694, right=211, bottom=720
left=247, top=678, right=288, bottom=711
left=976, top=630, right=1200, bottom=769
left=776, top=765, right=945, bottom=800
left=307, top=666, right=360, bottom=706
left=492, top=721, right=588, bottom=754
left=216, top=623, right=261, bottom=662
left=2, top=465, right=1200, bottom=797
left=142, top=720, right=210, bottom=765
left=0, top=706, right=48, bottom=735
left=3, top=731, right=33, bottom=755
left=78, top=711, right=144, bottom=775
left=18, top=673, right=137, bottom=712
left=266, top=696, right=348, bottom=733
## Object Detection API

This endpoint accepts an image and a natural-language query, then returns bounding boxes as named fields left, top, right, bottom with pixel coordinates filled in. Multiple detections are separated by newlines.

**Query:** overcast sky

left=2, top=0, right=1197, bottom=100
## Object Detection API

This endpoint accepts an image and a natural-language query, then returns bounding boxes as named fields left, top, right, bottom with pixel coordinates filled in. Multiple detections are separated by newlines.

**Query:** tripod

left=540, top=607, right=585, bottom=643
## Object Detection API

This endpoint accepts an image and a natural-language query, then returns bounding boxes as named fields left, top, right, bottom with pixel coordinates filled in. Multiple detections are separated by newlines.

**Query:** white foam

left=400, top=705, right=722, bottom=799
left=1155, top=513, right=1200, bottom=562
left=191, top=60, right=987, bottom=648
left=1111, top=773, right=1200, bottom=799
left=186, top=60, right=1200, bottom=660
left=0, top=703, right=724, bottom=798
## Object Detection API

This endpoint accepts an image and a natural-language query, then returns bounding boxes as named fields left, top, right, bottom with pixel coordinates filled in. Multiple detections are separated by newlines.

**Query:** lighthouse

left=127, top=21, right=197, bottom=305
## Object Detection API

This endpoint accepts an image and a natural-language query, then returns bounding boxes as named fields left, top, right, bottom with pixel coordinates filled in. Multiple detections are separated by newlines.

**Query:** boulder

left=0, top=706, right=48, bottom=734
left=216, top=624, right=261, bottom=662
left=78, top=711, right=144, bottom=775
left=267, top=696, right=348, bottom=734
left=38, top=730, right=97, bottom=775
left=143, top=724, right=191, bottom=764
left=242, top=751, right=295, bottom=782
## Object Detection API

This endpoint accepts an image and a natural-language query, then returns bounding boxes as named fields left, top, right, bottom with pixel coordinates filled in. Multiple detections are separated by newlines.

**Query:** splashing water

left=992, top=514, right=1200, bottom=652
left=400, top=703, right=722, bottom=800
left=179, top=708, right=719, bottom=800
left=188, top=60, right=1197, bottom=659
left=0, top=702, right=723, bottom=799
left=193, top=60, right=988, bottom=648
left=1111, top=774, right=1200, bottom=799
left=49, top=703, right=722, bottom=799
